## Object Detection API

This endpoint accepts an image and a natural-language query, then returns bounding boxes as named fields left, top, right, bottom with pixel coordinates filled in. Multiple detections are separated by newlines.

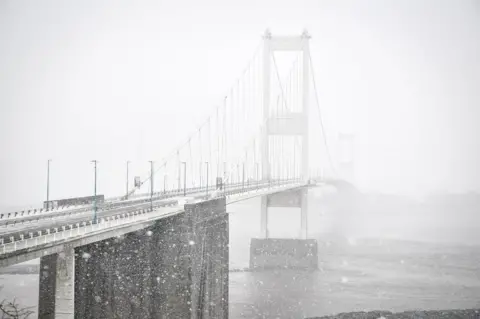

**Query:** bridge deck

left=0, top=180, right=306, bottom=268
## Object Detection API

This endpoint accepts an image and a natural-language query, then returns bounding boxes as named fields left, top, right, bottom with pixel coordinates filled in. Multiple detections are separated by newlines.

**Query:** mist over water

left=228, top=189, right=480, bottom=318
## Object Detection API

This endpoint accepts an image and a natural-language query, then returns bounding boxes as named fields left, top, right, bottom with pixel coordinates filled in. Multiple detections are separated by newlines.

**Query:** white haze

left=0, top=0, right=479, bottom=209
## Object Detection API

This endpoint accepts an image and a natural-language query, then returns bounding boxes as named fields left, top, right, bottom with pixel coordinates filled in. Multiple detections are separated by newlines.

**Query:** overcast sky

left=1, top=0, right=479, bottom=209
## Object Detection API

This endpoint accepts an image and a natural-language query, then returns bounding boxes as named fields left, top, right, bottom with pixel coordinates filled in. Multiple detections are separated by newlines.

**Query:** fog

left=1, top=0, right=479, bottom=209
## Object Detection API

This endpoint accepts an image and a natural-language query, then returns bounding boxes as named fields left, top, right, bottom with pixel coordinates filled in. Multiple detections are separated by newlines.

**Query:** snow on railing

left=0, top=178, right=303, bottom=255
left=0, top=181, right=257, bottom=223
left=0, top=204, right=91, bottom=221
left=0, top=202, right=178, bottom=255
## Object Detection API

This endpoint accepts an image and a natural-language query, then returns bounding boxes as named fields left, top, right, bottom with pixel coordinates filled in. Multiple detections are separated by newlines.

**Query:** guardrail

left=0, top=206, right=83, bottom=220
left=0, top=177, right=308, bottom=220
left=0, top=186, right=216, bottom=222
left=0, top=207, right=159, bottom=255
left=0, top=178, right=304, bottom=255
left=0, top=178, right=298, bottom=223
left=0, top=186, right=222, bottom=226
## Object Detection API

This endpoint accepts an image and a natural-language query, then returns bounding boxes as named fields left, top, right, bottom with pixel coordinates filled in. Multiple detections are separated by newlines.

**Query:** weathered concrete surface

left=38, top=254, right=57, bottom=319
left=307, top=309, right=480, bottom=319
left=185, top=198, right=229, bottom=319
left=38, top=247, right=75, bottom=319
left=72, top=197, right=228, bottom=319
left=249, top=238, right=317, bottom=270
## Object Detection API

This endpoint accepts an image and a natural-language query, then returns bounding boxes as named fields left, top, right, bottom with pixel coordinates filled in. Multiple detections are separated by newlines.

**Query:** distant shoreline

left=308, top=309, right=480, bottom=319
left=0, top=264, right=39, bottom=275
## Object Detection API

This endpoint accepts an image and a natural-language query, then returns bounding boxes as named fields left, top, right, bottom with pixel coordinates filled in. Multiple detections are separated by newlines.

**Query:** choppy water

left=229, top=239, right=480, bottom=318
left=1, top=189, right=480, bottom=318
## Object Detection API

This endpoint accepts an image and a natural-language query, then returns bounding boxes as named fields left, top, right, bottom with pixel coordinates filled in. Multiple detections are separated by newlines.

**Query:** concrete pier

left=38, top=247, right=75, bottom=319
left=38, top=198, right=229, bottom=319
left=253, top=189, right=317, bottom=270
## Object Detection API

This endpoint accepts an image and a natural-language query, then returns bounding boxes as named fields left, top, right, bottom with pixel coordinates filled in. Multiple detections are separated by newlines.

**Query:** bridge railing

left=0, top=178, right=304, bottom=257
left=0, top=178, right=304, bottom=222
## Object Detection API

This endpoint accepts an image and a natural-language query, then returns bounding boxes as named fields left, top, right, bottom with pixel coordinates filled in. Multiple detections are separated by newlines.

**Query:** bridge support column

left=71, top=198, right=228, bottom=319
left=186, top=198, right=229, bottom=319
left=260, top=196, right=268, bottom=238
left=251, top=189, right=317, bottom=270
left=259, top=189, right=308, bottom=239
left=38, top=247, right=75, bottom=319
left=300, top=190, right=308, bottom=240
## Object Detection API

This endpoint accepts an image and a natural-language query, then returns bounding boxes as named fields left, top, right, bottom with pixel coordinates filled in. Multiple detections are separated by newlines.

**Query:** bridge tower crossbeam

left=260, top=29, right=310, bottom=239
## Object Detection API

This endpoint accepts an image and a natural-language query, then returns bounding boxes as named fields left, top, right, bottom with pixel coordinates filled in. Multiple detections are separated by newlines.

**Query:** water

left=0, top=274, right=38, bottom=314
left=227, top=190, right=480, bottom=318
left=1, top=189, right=480, bottom=318
left=229, top=240, right=480, bottom=318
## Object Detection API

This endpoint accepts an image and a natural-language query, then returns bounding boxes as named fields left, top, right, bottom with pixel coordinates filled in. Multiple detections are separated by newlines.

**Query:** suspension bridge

left=0, top=30, right=353, bottom=319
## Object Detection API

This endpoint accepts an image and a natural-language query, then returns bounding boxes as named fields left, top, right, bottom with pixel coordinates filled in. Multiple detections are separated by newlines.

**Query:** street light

left=205, top=161, right=209, bottom=198
left=46, top=159, right=51, bottom=210
left=242, top=163, right=245, bottom=190
left=176, top=151, right=181, bottom=193
left=237, top=163, right=240, bottom=185
left=163, top=174, right=167, bottom=195
left=91, top=160, right=97, bottom=222
left=223, top=162, right=227, bottom=195
left=126, top=160, right=130, bottom=200
left=199, top=162, right=202, bottom=189
left=181, top=161, right=187, bottom=197
left=293, top=142, right=296, bottom=181
left=149, top=161, right=154, bottom=211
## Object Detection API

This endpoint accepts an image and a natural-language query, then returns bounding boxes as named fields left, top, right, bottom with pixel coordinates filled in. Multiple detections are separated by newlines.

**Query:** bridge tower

left=260, top=29, right=311, bottom=239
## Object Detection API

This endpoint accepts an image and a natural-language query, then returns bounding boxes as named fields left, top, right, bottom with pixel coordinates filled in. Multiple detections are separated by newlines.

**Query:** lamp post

left=148, top=161, right=154, bottom=211
left=126, top=160, right=130, bottom=200
left=181, top=162, right=187, bottom=197
left=199, top=162, right=202, bottom=189
left=163, top=162, right=167, bottom=195
left=91, top=160, right=97, bottom=222
left=46, top=159, right=51, bottom=210
left=223, top=161, right=227, bottom=195
left=293, top=142, right=296, bottom=181
left=205, top=161, right=209, bottom=198
left=163, top=174, right=167, bottom=195
left=287, top=159, right=290, bottom=181
left=255, top=162, right=259, bottom=189
left=242, top=163, right=245, bottom=190
left=177, top=151, right=180, bottom=193
left=237, top=163, right=240, bottom=185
